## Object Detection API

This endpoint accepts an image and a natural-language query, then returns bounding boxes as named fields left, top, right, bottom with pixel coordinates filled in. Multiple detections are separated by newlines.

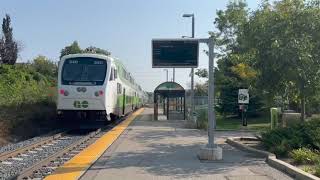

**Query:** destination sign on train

left=152, top=39, right=199, bottom=68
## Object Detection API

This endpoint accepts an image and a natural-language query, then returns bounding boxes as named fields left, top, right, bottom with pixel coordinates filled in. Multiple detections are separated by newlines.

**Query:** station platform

left=80, top=108, right=292, bottom=180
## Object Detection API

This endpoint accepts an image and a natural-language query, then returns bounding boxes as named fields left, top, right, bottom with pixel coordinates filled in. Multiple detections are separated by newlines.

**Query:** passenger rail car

left=57, top=53, right=145, bottom=122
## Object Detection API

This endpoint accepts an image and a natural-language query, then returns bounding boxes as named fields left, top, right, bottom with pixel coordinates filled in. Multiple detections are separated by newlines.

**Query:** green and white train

left=57, top=53, right=147, bottom=122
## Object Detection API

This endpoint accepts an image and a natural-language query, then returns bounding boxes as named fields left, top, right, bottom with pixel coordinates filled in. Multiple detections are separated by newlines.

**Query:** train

left=57, top=53, right=147, bottom=122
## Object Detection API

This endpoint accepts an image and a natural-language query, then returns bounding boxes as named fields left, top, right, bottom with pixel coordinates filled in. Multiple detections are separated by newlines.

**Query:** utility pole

left=182, top=13, right=195, bottom=119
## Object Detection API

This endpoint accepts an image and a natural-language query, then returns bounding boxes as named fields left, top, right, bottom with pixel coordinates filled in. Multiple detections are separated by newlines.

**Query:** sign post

left=238, top=89, right=249, bottom=126
left=151, top=37, right=222, bottom=161
left=197, top=37, right=222, bottom=160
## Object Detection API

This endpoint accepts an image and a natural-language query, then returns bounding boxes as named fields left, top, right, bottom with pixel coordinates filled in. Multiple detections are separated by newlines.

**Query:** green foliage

left=315, top=164, right=320, bottom=177
left=302, top=166, right=314, bottom=174
left=60, top=41, right=111, bottom=58
left=0, top=14, right=18, bottom=65
left=31, top=55, right=57, bottom=87
left=194, top=83, right=207, bottom=96
left=0, top=62, right=57, bottom=138
left=60, top=41, right=82, bottom=58
left=211, top=0, right=320, bottom=120
left=83, top=46, right=111, bottom=56
left=0, top=65, right=54, bottom=106
left=196, top=109, right=208, bottom=129
left=261, top=118, right=320, bottom=157
left=32, top=56, right=57, bottom=78
left=195, top=69, right=208, bottom=78
left=290, top=148, right=319, bottom=164
left=207, top=1, right=265, bottom=117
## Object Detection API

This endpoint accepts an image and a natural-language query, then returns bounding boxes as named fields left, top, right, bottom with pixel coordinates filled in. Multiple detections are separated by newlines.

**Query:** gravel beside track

left=0, top=111, right=132, bottom=180
left=0, top=134, right=84, bottom=180
left=0, top=134, right=56, bottom=154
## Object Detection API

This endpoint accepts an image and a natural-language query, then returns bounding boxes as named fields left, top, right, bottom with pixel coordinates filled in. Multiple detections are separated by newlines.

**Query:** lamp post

left=163, top=69, right=168, bottom=82
left=182, top=13, right=195, bottom=119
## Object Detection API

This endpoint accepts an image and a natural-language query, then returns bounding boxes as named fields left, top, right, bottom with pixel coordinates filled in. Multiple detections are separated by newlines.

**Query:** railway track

left=0, top=114, right=130, bottom=180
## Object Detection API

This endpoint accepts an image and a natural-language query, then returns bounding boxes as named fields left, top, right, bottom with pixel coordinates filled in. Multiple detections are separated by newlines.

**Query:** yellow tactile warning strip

left=44, top=108, right=144, bottom=180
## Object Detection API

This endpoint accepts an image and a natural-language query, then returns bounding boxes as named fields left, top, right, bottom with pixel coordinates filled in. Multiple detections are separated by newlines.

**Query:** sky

left=0, top=0, right=261, bottom=92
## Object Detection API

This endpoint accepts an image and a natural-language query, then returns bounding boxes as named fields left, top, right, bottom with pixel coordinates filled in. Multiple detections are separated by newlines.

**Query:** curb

left=226, top=137, right=320, bottom=180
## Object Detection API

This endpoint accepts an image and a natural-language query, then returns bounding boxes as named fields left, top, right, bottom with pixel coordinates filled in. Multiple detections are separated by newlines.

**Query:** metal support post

left=154, top=94, right=158, bottom=120
left=167, top=97, right=169, bottom=120
left=183, top=96, right=186, bottom=120
left=163, top=97, right=166, bottom=115
left=191, top=68, right=194, bottom=117
left=164, top=69, right=168, bottom=82
left=180, top=97, right=182, bottom=112
left=173, top=68, right=175, bottom=82
left=207, top=37, right=215, bottom=148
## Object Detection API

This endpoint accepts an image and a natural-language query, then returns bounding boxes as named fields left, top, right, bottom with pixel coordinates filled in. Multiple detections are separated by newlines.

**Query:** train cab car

left=57, top=53, right=144, bottom=123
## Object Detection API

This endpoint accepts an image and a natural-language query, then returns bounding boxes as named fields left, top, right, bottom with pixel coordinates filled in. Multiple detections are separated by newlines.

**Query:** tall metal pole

left=191, top=15, right=195, bottom=118
left=182, top=13, right=195, bottom=119
left=173, top=68, right=175, bottom=82
left=207, top=37, right=215, bottom=147
left=163, top=69, right=168, bottom=81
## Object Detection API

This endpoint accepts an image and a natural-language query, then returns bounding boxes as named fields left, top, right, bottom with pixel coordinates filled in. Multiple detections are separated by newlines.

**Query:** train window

left=62, top=57, right=107, bottom=86
left=117, top=83, right=122, bottom=94
left=110, top=68, right=114, bottom=81
left=114, top=69, right=117, bottom=79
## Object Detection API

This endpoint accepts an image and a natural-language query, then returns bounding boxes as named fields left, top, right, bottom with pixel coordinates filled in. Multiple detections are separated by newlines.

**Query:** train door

left=132, top=92, right=135, bottom=110
left=122, top=88, right=126, bottom=115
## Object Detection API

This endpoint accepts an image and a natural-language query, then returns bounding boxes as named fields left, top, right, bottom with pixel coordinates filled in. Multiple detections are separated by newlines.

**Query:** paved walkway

left=81, top=108, right=293, bottom=180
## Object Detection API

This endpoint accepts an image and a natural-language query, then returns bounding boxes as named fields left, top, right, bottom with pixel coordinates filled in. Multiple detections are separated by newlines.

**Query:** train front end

left=57, top=54, right=110, bottom=122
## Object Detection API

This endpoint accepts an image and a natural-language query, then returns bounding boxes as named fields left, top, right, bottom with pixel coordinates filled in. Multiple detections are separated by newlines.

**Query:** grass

left=195, top=108, right=270, bottom=131
left=216, top=115, right=270, bottom=131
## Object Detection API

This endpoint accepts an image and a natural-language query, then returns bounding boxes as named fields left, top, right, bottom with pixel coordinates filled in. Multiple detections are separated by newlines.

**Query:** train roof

left=60, top=53, right=111, bottom=61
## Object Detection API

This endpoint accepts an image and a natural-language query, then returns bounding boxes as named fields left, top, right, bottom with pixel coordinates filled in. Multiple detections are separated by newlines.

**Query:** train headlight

left=59, top=89, right=69, bottom=96
left=64, top=90, right=69, bottom=96
left=95, top=90, right=104, bottom=97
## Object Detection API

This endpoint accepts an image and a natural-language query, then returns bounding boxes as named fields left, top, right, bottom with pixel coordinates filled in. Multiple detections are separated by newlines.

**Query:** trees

left=241, top=0, right=320, bottom=121
left=83, top=46, right=111, bottom=56
left=60, top=41, right=82, bottom=58
left=32, top=55, right=57, bottom=78
left=0, top=14, right=18, bottom=65
left=60, top=41, right=111, bottom=58
left=208, top=0, right=320, bottom=121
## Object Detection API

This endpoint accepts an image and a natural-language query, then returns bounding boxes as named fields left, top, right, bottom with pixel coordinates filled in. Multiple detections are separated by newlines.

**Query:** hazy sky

left=0, top=0, right=261, bottom=92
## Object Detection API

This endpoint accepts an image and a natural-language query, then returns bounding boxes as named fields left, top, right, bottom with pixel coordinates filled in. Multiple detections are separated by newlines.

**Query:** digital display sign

left=152, top=39, right=199, bottom=68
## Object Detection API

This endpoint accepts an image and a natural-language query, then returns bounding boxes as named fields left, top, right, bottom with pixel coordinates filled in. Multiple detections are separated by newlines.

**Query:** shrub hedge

left=261, top=118, right=320, bottom=157
left=0, top=63, right=57, bottom=140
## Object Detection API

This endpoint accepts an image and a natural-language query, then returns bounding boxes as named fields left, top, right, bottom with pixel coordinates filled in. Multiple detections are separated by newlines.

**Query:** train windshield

left=62, top=57, right=107, bottom=85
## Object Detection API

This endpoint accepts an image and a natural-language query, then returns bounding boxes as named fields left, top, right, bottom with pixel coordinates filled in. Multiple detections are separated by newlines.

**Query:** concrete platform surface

left=81, top=108, right=293, bottom=180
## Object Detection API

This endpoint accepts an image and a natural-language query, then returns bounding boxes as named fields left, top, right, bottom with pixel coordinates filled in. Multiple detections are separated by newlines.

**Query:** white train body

left=57, top=53, right=146, bottom=121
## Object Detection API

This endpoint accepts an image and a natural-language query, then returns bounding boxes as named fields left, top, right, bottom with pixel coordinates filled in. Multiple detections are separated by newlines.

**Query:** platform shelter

left=154, top=82, right=185, bottom=120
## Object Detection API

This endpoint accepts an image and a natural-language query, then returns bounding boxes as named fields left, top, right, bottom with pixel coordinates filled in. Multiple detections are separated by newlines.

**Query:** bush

left=290, top=148, right=319, bottom=164
left=315, top=163, right=320, bottom=177
left=261, top=118, right=320, bottom=157
left=304, top=119, right=320, bottom=149
left=196, top=109, right=208, bottom=129
left=0, top=65, right=54, bottom=106
left=0, top=63, right=57, bottom=140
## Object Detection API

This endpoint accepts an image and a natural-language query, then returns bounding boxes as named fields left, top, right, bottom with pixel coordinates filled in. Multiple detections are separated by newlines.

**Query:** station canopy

left=154, top=82, right=185, bottom=97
